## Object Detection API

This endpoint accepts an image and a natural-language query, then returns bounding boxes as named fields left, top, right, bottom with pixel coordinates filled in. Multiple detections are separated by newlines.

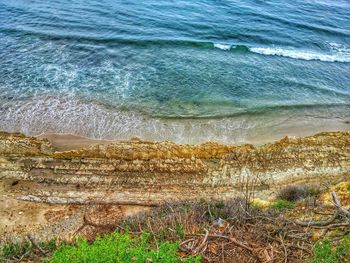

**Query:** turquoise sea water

left=0, top=0, right=349, bottom=144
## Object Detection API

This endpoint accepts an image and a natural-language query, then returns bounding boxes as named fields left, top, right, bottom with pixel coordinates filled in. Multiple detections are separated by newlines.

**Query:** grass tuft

left=271, top=199, right=295, bottom=210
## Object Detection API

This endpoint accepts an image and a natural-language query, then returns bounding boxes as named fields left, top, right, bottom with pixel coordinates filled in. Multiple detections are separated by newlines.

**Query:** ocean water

left=0, top=0, right=349, bottom=144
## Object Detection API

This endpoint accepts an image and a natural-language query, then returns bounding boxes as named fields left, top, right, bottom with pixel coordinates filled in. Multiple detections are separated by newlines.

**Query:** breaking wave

left=213, top=43, right=350, bottom=63
left=249, top=46, right=350, bottom=63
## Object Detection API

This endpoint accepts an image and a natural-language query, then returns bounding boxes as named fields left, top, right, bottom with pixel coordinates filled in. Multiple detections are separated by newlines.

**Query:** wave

left=2, top=27, right=350, bottom=63
left=249, top=46, right=350, bottom=63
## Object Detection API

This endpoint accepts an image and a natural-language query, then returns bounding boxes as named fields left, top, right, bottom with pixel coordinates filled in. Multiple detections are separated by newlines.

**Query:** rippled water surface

left=1, top=0, right=349, bottom=143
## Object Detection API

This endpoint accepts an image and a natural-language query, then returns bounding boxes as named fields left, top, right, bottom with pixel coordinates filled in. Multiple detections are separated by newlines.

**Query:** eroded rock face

left=0, top=131, right=349, bottom=205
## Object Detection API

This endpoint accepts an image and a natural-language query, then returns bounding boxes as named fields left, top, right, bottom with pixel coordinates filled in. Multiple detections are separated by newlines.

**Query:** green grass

left=0, top=240, right=33, bottom=261
left=271, top=199, right=295, bottom=210
left=311, top=234, right=350, bottom=263
left=346, top=183, right=350, bottom=192
left=50, top=231, right=201, bottom=263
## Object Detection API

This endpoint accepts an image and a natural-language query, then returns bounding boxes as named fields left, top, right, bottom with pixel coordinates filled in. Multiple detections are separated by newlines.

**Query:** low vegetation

left=1, top=241, right=33, bottom=261
left=277, top=185, right=320, bottom=202
left=311, top=235, right=350, bottom=263
left=0, top=239, right=58, bottom=262
left=2, top=183, right=350, bottom=262
left=50, top=232, right=201, bottom=263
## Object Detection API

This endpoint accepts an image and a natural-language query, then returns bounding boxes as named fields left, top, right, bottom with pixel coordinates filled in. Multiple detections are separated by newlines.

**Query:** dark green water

left=1, top=0, right=349, bottom=143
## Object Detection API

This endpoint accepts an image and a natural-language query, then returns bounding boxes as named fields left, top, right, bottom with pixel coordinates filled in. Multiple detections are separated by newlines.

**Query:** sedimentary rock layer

left=0, top=131, right=349, bottom=205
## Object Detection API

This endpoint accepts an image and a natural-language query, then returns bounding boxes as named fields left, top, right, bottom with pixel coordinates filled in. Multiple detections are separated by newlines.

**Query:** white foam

left=250, top=46, right=350, bottom=63
left=214, top=43, right=231, bottom=50
left=0, top=95, right=252, bottom=144
left=1, top=95, right=348, bottom=145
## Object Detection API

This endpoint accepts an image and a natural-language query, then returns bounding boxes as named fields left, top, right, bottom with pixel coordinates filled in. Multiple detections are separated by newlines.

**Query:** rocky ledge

left=0, top=131, right=349, bottom=206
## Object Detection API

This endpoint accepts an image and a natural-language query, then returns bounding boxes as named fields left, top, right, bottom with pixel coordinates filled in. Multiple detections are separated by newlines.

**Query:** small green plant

left=271, top=199, right=295, bottom=210
left=50, top=231, right=201, bottom=263
left=311, top=235, right=350, bottom=263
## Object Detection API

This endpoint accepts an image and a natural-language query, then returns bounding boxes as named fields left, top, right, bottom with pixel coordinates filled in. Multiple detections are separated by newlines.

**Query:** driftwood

left=331, top=191, right=350, bottom=217
left=296, top=192, right=350, bottom=228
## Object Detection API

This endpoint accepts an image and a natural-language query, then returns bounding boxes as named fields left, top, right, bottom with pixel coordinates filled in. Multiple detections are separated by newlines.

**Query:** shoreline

left=2, top=94, right=349, bottom=147
left=27, top=118, right=350, bottom=151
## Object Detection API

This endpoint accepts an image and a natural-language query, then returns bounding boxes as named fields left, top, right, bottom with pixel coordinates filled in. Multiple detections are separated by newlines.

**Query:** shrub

left=277, top=186, right=306, bottom=201
left=271, top=199, right=295, bottom=210
left=311, top=235, right=350, bottom=263
left=50, top=231, right=201, bottom=263
left=277, top=185, right=321, bottom=202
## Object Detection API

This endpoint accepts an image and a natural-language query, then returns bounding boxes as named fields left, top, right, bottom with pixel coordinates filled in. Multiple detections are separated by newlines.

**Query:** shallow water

left=0, top=0, right=349, bottom=144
